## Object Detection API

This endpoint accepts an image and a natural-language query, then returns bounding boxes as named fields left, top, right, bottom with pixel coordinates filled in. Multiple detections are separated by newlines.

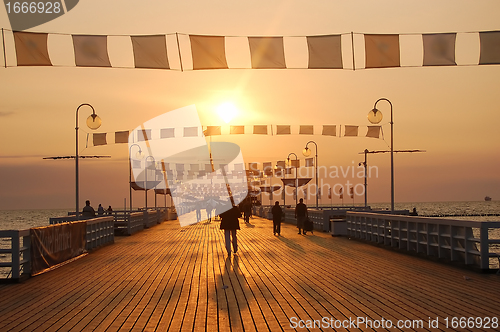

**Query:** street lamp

left=129, top=144, right=143, bottom=211
left=303, top=141, right=318, bottom=208
left=287, top=152, right=298, bottom=206
left=75, top=103, right=101, bottom=220
left=145, top=155, right=156, bottom=211
left=368, top=98, right=394, bottom=212
left=358, top=149, right=368, bottom=208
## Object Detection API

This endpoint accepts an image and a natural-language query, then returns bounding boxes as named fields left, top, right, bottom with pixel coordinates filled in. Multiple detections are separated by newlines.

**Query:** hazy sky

left=1, top=0, right=499, bottom=210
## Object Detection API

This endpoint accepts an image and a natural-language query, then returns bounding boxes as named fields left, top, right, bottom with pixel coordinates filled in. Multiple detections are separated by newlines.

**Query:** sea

left=1, top=201, right=499, bottom=278
left=1, top=201, right=499, bottom=231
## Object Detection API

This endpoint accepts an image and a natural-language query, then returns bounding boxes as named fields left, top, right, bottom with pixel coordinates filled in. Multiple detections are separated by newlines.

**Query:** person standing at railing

left=295, top=198, right=308, bottom=235
left=82, top=200, right=96, bottom=218
left=271, top=201, right=282, bottom=236
left=97, top=204, right=105, bottom=216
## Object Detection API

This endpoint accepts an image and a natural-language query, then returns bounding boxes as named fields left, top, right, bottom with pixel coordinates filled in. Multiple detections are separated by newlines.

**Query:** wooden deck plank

left=0, top=216, right=499, bottom=332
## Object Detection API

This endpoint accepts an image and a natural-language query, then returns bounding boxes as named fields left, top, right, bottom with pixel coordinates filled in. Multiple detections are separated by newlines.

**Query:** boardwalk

left=0, top=216, right=499, bottom=331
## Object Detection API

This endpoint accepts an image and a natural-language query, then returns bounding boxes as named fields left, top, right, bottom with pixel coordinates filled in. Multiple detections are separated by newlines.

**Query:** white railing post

left=479, top=224, right=489, bottom=270
left=22, top=231, right=31, bottom=275
left=11, top=231, right=20, bottom=280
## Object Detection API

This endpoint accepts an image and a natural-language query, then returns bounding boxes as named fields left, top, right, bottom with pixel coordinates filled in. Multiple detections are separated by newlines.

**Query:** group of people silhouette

left=81, top=200, right=113, bottom=218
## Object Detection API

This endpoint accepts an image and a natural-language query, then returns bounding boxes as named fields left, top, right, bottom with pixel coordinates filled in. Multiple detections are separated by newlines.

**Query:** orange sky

left=0, top=0, right=499, bottom=210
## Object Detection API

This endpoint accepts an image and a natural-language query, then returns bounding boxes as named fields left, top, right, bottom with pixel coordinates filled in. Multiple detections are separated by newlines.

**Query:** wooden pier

left=0, top=216, right=499, bottom=331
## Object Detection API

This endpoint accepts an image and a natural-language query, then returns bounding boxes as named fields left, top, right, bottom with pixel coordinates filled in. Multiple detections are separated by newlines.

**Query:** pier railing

left=254, top=205, right=374, bottom=232
left=1, top=209, right=171, bottom=282
left=86, top=216, right=115, bottom=250
left=0, top=229, right=31, bottom=281
left=346, top=211, right=500, bottom=271
left=112, top=211, right=145, bottom=235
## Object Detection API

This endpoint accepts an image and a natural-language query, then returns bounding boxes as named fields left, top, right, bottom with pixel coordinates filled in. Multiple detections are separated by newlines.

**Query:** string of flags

left=86, top=124, right=383, bottom=147
left=4, top=29, right=500, bottom=70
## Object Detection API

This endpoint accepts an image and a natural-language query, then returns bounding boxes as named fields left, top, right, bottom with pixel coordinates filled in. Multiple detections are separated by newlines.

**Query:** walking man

left=220, top=205, right=241, bottom=256
left=295, top=198, right=308, bottom=235
left=271, top=201, right=282, bottom=236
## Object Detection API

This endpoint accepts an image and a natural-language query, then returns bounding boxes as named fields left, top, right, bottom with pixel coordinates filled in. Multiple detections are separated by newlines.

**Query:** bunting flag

left=190, top=35, right=228, bottom=70
left=93, top=133, right=107, bottom=146
left=366, top=126, right=382, bottom=138
left=183, top=127, right=199, bottom=137
left=160, top=128, right=175, bottom=138
left=263, top=162, right=273, bottom=177
left=253, top=125, right=268, bottom=134
left=115, top=131, right=129, bottom=143
left=423, top=33, right=456, bottom=66
left=204, top=126, right=221, bottom=136
left=479, top=31, right=500, bottom=65
left=6, top=30, right=500, bottom=70
left=13, top=31, right=51, bottom=66
left=322, top=125, right=336, bottom=136
left=276, top=125, right=291, bottom=135
left=89, top=124, right=380, bottom=147
left=248, top=37, right=286, bottom=69
left=299, top=125, right=314, bottom=135
left=344, top=125, right=359, bottom=137
left=138, top=129, right=151, bottom=141
left=230, top=126, right=244, bottom=134
left=72, top=35, right=111, bottom=67
left=307, top=34, right=343, bottom=69
left=131, top=35, right=170, bottom=69
left=365, top=34, right=400, bottom=68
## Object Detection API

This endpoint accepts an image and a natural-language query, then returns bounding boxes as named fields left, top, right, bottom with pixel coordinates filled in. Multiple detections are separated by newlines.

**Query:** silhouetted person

left=410, top=207, right=418, bottom=216
left=243, top=200, right=252, bottom=223
left=107, top=205, right=113, bottom=215
left=206, top=200, right=216, bottom=222
left=271, top=201, right=282, bottom=236
left=295, top=198, right=308, bottom=235
left=82, top=200, right=95, bottom=218
left=97, top=204, right=104, bottom=216
left=220, top=205, right=241, bottom=256
left=195, top=203, right=202, bottom=223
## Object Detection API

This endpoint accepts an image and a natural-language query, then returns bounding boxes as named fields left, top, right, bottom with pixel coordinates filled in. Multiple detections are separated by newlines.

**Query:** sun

left=216, top=102, right=238, bottom=123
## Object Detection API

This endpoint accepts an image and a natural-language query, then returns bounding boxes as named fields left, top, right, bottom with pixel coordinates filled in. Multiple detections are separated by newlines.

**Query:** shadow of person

left=278, top=235, right=306, bottom=253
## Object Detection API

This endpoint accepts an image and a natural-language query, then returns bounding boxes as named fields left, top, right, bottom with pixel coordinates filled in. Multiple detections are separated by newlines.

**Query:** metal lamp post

left=303, top=141, right=318, bottom=208
left=287, top=152, right=299, bottom=206
left=359, top=149, right=368, bottom=207
left=368, top=98, right=394, bottom=212
left=129, top=144, right=143, bottom=211
left=75, top=103, right=101, bottom=220
left=144, top=155, right=156, bottom=211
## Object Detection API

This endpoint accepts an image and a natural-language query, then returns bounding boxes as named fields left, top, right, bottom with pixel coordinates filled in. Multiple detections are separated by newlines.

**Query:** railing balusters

left=346, top=212, right=500, bottom=271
